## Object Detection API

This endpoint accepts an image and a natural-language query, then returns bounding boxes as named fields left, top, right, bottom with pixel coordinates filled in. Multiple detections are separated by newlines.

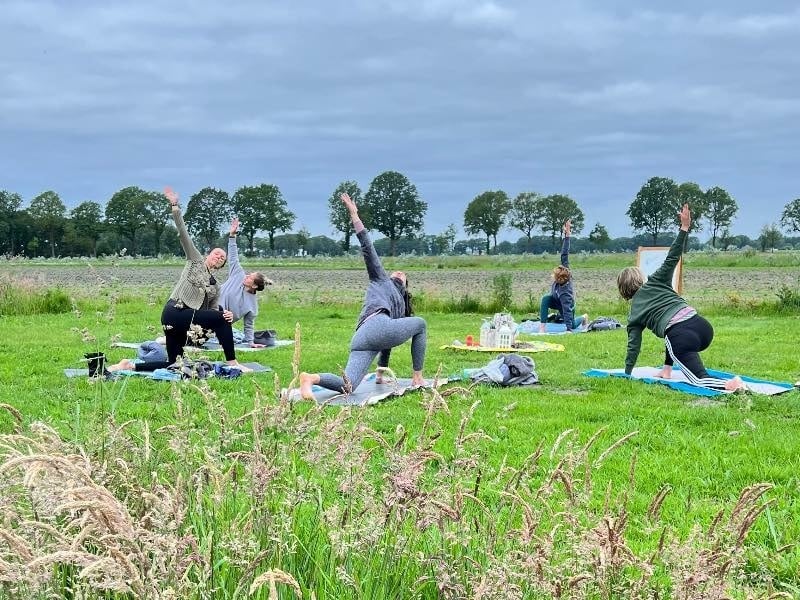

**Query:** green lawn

left=1, top=290, right=799, bottom=598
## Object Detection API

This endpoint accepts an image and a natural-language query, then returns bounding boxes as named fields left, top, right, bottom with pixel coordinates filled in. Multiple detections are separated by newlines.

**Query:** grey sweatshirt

left=549, top=236, right=576, bottom=330
left=219, top=236, right=259, bottom=344
left=355, top=229, right=407, bottom=329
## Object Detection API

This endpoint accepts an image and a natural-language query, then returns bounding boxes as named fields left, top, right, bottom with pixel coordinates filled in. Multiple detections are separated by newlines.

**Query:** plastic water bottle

left=480, top=319, right=491, bottom=347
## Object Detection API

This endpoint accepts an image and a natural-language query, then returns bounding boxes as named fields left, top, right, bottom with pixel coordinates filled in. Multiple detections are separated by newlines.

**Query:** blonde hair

left=553, top=265, right=571, bottom=285
left=617, top=267, right=645, bottom=300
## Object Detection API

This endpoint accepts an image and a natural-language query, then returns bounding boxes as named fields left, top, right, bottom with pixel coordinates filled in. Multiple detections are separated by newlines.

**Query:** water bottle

left=480, top=319, right=491, bottom=347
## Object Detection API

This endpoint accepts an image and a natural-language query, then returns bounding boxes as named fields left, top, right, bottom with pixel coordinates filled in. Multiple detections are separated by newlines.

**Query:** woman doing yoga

left=299, top=193, right=427, bottom=399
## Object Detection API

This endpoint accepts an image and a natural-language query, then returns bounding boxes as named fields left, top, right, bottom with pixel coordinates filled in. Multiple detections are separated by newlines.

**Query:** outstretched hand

left=164, top=186, right=179, bottom=206
left=678, top=203, right=691, bottom=231
left=340, top=192, right=358, bottom=215
left=230, top=216, right=240, bottom=236
left=563, top=219, right=572, bottom=237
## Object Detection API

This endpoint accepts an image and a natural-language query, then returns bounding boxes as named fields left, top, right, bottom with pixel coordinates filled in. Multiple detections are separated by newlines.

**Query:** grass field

left=1, top=261, right=799, bottom=598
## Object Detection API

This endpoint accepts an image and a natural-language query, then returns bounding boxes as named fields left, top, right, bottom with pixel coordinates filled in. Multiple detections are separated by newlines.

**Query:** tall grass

left=0, top=277, right=72, bottom=316
left=0, top=385, right=785, bottom=599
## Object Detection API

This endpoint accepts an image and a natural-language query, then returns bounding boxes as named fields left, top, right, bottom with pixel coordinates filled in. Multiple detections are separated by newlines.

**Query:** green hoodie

left=624, top=229, right=688, bottom=374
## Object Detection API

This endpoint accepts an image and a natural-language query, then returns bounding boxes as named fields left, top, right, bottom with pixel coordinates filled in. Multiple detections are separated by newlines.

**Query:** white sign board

left=636, top=247, right=683, bottom=293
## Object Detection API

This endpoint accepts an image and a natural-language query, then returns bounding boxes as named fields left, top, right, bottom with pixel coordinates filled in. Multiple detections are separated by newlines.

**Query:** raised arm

left=560, top=219, right=571, bottom=268
left=165, top=187, right=202, bottom=261
left=343, top=192, right=387, bottom=281
left=227, top=216, right=244, bottom=278
left=650, top=204, right=690, bottom=285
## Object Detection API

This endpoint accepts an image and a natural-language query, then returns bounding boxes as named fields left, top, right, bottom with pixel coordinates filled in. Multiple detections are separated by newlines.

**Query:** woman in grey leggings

left=299, top=193, right=427, bottom=398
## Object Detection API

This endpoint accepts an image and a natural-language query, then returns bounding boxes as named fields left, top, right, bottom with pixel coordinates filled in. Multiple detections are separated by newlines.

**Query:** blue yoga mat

left=584, top=367, right=795, bottom=397
left=517, top=321, right=587, bottom=335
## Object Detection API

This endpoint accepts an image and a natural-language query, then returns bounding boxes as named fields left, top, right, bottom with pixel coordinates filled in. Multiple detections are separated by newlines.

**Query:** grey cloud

left=0, top=0, right=798, bottom=239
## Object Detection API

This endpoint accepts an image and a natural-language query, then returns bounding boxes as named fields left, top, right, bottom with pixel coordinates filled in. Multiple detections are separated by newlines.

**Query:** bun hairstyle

left=252, top=273, right=266, bottom=292
left=553, top=265, right=571, bottom=285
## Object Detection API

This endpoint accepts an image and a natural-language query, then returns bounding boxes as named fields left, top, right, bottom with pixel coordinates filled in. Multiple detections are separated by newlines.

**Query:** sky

left=1, top=1, right=798, bottom=241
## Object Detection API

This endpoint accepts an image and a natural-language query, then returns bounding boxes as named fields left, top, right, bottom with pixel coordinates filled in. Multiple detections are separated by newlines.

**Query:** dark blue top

left=548, top=236, right=576, bottom=330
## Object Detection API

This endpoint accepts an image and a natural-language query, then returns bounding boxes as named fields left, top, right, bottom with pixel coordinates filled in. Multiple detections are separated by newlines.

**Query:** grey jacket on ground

left=549, top=236, right=576, bottom=330
left=219, top=236, right=259, bottom=344
left=469, top=354, right=538, bottom=386
left=355, top=229, right=407, bottom=330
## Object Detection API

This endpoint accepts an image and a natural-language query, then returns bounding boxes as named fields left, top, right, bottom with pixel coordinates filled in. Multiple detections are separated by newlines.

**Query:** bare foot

left=538, top=323, right=546, bottom=334
left=227, top=361, right=253, bottom=373
left=108, top=359, right=135, bottom=372
left=581, top=314, right=589, bottom=329
left=653, top=369, right=672, bottom=379
left=299, top=372, right=317, bottom=399
left=411, top=377, right=427, bottom=388
left=724, top=376, right=746, bottom=392
left=376, top=367, right=395, bottom=384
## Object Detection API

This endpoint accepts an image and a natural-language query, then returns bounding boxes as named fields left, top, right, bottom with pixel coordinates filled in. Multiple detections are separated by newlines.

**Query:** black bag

left=253, top=329, right=277, bottom=347
left=85, top=352, right=109, bottom=378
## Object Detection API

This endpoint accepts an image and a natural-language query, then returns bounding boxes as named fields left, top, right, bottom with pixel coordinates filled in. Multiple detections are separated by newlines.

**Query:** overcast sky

left=1, top=1, right=798, bottom=240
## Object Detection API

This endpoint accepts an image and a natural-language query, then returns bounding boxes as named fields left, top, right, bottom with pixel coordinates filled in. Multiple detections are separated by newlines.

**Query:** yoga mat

left=584, top=367, right=795, bottom=397
left=516, top=321, right=587, bottom=335
left=440, top=341, right=564, bottom=353
left=65, top=362, right=271, bottom=380
left=284, top=372, right=450, bottom=407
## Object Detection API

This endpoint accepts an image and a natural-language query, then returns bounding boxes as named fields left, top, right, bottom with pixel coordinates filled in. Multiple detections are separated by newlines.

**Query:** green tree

left=538, top=194, right=584, bottom=249
left=232, top=184, right=294, bottom=253
left=588, top=223, right=610, bottom=249
left=0, top=190, right=23, bottom=254
left=508, top=191, right=543, bottom=252
left=306, top=235, right=344, bottom=256
left=184, top=187, right=231, bottom=252
left=328, top=181, right=363, bottom=251
left=780, top=199, right=800, bottom=233
left=28, top=190, right=66, bottom=257
left=676, top=182, right=706, bottom=231
left=703, top=186, right=738, bottom=248
left=297, top=226, right=311, bottom=254
left=627, top=177, right=679, bottom=245
left=430, top=224, right=457, bottom=255
left=463, top=190, right=511, bottom=254
left=142, top=190, right=173, bottom=256
left=759, top=223, right=782, bottom=252
left=364, top=171, right=427, bottom=256
left=105, top=186, right=149, bottom=255
left=70, top=201, right=104, bottom=257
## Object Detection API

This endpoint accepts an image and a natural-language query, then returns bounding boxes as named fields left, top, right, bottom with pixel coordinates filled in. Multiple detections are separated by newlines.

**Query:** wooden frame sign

left=636, top=247, right=683, bottom=293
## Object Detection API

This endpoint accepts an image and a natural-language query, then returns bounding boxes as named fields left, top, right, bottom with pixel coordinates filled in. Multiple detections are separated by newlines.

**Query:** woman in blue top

left=538, top=219, right=588, bottom=333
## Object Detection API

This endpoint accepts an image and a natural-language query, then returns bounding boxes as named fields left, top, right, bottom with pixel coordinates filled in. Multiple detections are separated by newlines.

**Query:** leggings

left=539, top=294, right=583, bottom=330
left=664, top=314, right=729, bottom=389
left=317, top=313, right=427, bottom=393
left=161, top=300, right=236, bottom=362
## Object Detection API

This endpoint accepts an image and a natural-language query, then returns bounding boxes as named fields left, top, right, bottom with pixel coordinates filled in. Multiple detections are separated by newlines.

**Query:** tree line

left=2, top=173, right=799, bottom=258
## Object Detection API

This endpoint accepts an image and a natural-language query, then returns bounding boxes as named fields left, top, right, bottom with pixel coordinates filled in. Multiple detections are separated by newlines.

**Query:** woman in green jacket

left=616, top=203, right=743, bottom=392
